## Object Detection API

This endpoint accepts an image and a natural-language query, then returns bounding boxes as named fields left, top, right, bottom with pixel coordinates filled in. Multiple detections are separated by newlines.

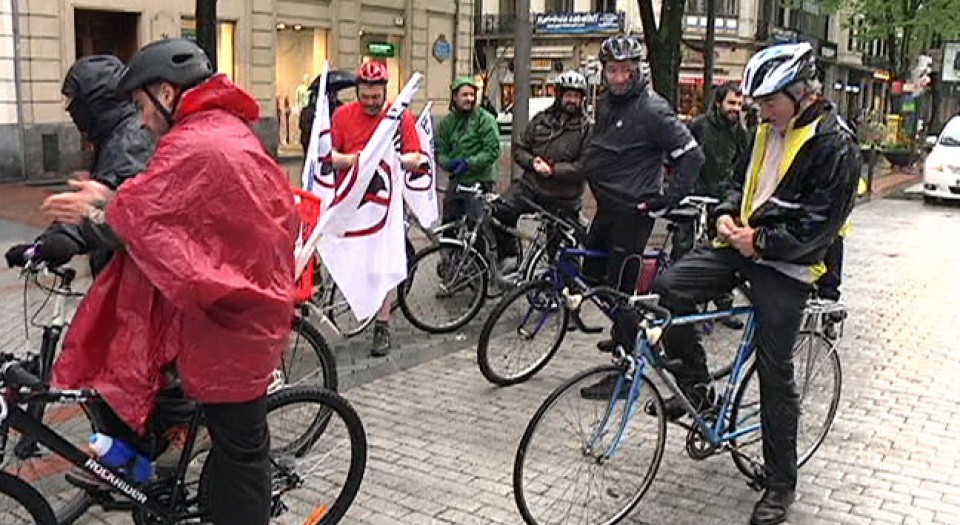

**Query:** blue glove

left=448, top=159, right=470, bottom=177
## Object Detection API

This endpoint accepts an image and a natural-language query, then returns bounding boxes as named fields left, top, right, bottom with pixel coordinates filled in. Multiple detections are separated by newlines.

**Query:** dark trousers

left=203, top=396, right=271, bottom=525
left=652, top=247, right=811, bottom=489
left=670, top=221, right=734, bottom=310
left=493, top=181, right=580, bottom=260
left=816, top=236, right=844, bottom=301
left=583, top=209, right=655, bottom=293
left=91, top=393, right=271, bottom=525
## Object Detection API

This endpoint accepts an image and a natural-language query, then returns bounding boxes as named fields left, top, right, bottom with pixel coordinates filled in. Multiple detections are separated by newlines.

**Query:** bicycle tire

left=0, top=471, right=58, bottom=524
left=728, top=330, right=842, bottom=481
left=322, top=282, right=375, bottom=338
left=3, top=404, right=97, bottom=524
left=399, top=242, right=489, bottom=333
left=514, top=365, right=667, bottom=525
left=520, top=245, right=550, bottom=283
left=275, top=317, right=338, bottom=392
left=477, top=279, right=569, bottom=386
left=199, top=387, right=366, bottom=524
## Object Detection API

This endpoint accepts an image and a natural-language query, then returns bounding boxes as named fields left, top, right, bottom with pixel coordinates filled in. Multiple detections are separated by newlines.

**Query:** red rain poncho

left=53, top=74, right=297, bottom=434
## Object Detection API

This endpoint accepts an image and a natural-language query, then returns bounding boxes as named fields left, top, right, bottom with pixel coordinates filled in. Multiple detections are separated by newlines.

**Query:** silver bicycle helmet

left=556, top=71, right=588, bottom=94
left=741, top=42, right=817, bottom=99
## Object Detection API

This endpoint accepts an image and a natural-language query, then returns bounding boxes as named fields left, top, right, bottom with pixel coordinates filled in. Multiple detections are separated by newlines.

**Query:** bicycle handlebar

left=1, top=360, right=44, bottom=390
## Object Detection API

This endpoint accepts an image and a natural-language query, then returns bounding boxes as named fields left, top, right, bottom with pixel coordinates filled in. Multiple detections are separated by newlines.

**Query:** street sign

left=366, top=42, right=396, bottom=58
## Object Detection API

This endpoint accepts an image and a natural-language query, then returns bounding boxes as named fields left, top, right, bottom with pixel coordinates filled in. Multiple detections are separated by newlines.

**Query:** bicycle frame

left=0, top=390, right=206, bottom=521
left=592, top=305, right=761, bottom=461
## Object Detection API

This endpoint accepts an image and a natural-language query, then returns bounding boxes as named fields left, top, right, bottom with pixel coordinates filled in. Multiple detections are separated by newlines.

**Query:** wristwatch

left=87, top=199, right=108, bottom=225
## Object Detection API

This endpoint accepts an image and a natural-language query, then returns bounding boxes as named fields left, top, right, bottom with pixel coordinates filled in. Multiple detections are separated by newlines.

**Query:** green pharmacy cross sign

left=366, top=42, right=396, bottom=58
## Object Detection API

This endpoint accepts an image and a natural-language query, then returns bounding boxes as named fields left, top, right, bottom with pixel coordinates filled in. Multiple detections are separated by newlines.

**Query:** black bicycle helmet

left=116, top=38, right=213, bottom=96
left=599, top=34, right=646, bottom=63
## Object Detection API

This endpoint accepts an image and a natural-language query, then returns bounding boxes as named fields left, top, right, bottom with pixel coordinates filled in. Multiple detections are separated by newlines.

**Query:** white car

left=496, top=97, right=556, bottom=135
left=923, top=115, right=960, bottom=203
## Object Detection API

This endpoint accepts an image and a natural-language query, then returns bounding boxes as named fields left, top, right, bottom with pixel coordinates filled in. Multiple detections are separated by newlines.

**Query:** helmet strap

left=143, top=86, right=181, bottom=129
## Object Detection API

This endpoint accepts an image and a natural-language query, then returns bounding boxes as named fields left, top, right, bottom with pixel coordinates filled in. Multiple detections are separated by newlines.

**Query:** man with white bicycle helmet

left=575, top=34, right=703, bottom=397
left=651, top=42, right=860, bottom=525
left=494, top=70, right=592, bottom=264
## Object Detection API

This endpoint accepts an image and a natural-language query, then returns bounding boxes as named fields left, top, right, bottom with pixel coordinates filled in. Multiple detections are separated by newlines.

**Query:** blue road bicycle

left=511, top=286, right=844, bottom=525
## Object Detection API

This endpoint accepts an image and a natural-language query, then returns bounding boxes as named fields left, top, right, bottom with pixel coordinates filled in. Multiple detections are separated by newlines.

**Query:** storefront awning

left=499, top=45, right=575, bottom=60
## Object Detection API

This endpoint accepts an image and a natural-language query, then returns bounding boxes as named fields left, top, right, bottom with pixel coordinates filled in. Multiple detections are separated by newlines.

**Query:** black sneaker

left=371, top=321, right=391, bottom=357
left=596, top=339, right=618, bottom=353
left=646, top=385, right=715, bottom=420
left=579, top=374, right=629, bottom=400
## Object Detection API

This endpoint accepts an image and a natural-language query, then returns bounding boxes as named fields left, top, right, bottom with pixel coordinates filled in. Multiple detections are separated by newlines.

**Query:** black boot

left=750, top=488, right=795, bottom=525
left=596, top=339, right=618, bottom=353
left=721, top=316, right=744, bottom=330
left=646, top=384, right=714, bottom=420
left=579, top=374, right=629, bottom=400
left=371, top=321, right=391, bottom=357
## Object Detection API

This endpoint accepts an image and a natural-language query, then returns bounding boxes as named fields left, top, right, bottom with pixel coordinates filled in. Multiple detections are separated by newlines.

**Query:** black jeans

left=493, top=181, right=580, bottom=260
left=92, top=393, right=271, bottom=525
left=670, top=220, right=734, bottom=310
left=652, top=247, right=811, bottom=489
left=203, top=396, right=271, bottom=525
left=583, top=209, right=655, bottom=293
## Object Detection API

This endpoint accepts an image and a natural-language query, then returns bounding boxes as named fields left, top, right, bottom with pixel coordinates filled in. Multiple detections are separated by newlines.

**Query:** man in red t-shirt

left=331, top=60, right=421, bottom=357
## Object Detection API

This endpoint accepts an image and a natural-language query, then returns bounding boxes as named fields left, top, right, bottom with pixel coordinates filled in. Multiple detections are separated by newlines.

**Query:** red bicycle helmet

left=357, top=61, right=389, bottom=85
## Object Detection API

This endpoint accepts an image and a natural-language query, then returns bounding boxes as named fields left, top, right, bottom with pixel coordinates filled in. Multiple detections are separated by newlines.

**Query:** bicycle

left=476, top=196, right=719, bottom=386
left=512, top=286, right=843, bottom=525
left=0, top=353, right=367, bottom=524
left=398, top=183, right=580, bottom=334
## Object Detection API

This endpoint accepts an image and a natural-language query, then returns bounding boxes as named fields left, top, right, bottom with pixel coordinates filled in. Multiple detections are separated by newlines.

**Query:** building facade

left=0, top=0, right=472, bottom=182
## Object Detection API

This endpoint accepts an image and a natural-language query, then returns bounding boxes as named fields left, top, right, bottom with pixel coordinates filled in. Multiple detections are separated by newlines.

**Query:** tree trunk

left=638, top=0, right=687, bottom=107
left=512, top=0, right=532, bottom=175
left=703, top=0, right=716, bottom=111
left=196, top=0, right=218, bottom=71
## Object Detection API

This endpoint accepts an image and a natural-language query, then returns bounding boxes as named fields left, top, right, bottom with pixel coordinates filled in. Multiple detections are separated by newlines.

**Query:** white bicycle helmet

left=741, top=42, right=817, bottom=99
left=556, top=71, right=588, bottom=94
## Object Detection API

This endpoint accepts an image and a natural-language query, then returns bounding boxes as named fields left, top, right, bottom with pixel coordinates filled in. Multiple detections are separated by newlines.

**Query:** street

left=0, top=194, right=955, bottom=524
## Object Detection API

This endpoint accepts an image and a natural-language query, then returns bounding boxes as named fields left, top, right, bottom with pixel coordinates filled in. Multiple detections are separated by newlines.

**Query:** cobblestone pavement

left=1, top=197, right=958, bottom=524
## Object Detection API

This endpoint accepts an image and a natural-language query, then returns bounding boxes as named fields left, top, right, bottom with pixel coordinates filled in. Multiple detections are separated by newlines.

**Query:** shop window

left=181, top=18, right=237, bottom=80
left=593, top=0, right=617, bottom=13
left=276, top=26, right=329, bottom=151
left=544, top=0, right=574, bottom=13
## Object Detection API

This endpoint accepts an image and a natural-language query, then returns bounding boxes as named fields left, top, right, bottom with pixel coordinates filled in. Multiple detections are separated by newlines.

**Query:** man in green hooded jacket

left=435, top=77, right=501, bottom=224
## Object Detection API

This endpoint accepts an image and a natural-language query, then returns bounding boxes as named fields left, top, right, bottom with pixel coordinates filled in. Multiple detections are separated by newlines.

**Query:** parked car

left=496, top=97, right=556, bottom=135
left=923, top=115, right=960, bottom=203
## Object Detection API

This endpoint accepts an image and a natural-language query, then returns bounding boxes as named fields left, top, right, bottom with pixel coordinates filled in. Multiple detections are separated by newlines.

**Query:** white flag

left=313, top=73, right=424, bottom=319
left=402, top=102, right=439, bottom=227
left=301, top=63, right=336, bottom=203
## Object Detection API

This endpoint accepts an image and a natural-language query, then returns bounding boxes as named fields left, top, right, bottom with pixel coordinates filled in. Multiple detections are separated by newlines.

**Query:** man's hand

left=331, top=151, right=358, bottom=169
left=716, top=215, right=738, bottom=241
left=41, top=180, right=113, bottom=225
left=727, top=225, right=758, bottom=259
left=533, top=157, right=553, bottom=177
left=400, top=152, right=422, bottom=171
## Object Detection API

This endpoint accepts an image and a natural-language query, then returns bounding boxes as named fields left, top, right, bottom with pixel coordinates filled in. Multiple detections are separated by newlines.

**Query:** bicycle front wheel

left=514, top=366, right=666, bottom=525
left=0, top=471, right=57, bottom=524
left=399, top=243, right=488, bottom=333
left=477, top=279, right=569, bottom=386
left=199, top=387, right=366, bottom=524
left=729, top=330, right=842, bottom=481
left=3, top=403, right=97, bottom=524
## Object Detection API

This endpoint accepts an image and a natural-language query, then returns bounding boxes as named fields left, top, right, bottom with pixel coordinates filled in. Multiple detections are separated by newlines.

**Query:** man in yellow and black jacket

left=651, top=42, right=860, bottom=525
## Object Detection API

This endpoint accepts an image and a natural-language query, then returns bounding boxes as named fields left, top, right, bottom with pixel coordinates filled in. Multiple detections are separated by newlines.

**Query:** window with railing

left=544, top=0, right=574, bottom=13
left=593, top=0, right=617, bottom=13
left=685, top=0, right=738, bottom=17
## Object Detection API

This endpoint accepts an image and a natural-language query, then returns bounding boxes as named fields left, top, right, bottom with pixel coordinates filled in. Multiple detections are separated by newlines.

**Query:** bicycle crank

left=684, top=413, right=721, bottom=460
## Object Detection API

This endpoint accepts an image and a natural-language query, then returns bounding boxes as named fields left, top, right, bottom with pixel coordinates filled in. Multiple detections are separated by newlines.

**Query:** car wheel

left=923, top=194, right=939, bottom=205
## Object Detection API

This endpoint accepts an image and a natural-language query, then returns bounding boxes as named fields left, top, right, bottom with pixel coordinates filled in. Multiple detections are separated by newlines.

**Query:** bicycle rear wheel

left=0, top=471, right=57, bottom=524
left=514, top=366, right=666, bottom=525
left=321, top=280, right=374, bottom=338
left=3, top=404, right=97, bottom=524
left=399, top=243, right=488, bottom=333
left=477, top=279, right=568, bottom=386
left=728, top=331, right=842, bottom=481
left=274, top=317, right=338, bottom=392
left=199, top=387, right=366, bottom=524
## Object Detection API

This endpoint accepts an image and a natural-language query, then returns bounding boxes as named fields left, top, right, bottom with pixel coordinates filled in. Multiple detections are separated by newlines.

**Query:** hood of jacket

left=175, top=74, right=261, bottom=124
left=62, top=55, right=138, bottom=143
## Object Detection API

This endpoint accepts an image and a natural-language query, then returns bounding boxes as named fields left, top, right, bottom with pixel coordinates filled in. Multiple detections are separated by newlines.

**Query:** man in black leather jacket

left=5, top=55, right=154, bottom=275
left=495, top=70, right=591, bottom=264
left=652, top=43, right=860, bottom=525
left=574, top=35, right=703, bottom=377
